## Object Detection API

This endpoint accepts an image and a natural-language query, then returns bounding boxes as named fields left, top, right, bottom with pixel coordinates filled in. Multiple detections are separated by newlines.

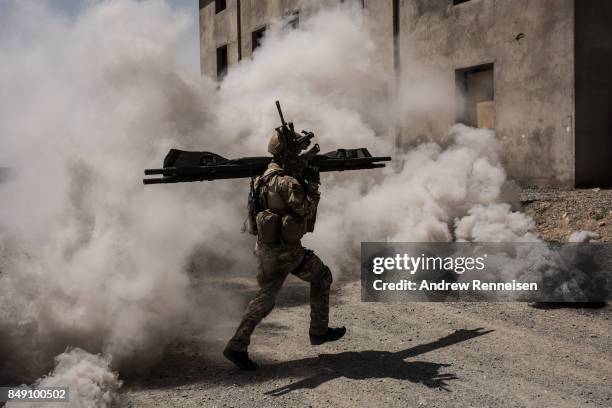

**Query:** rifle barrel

left=275, top=100, right=286, bottom=126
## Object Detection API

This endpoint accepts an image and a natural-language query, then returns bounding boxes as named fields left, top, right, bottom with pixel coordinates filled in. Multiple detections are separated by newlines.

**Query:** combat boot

left=309, top=326, right=346, bottom=345
left=223, top=347, right=258, bottom=370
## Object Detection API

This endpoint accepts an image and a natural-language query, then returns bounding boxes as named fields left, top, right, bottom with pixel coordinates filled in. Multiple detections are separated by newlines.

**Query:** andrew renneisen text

left=371, top=254, right=538, bottom=292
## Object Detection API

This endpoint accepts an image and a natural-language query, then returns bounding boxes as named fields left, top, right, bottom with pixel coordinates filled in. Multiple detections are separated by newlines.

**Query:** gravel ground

left=119, top=188, right=612, bottom=407
left=521, top=188, right=612, bottom=242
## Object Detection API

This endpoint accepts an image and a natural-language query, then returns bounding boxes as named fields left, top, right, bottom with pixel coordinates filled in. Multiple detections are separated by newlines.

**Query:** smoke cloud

left=6, top=348, right=120, bottom=408
left=0, top=0, right=235, bottom=387
left=0, top=0, right=536, bottom=404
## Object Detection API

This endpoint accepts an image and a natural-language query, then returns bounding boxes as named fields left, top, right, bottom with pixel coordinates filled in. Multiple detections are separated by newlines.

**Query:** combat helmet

left=268, top=131, right=286, bottom=156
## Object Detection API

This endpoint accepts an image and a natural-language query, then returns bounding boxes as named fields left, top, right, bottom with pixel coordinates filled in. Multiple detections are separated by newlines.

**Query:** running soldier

left=223, top=122, right=346, bottom=370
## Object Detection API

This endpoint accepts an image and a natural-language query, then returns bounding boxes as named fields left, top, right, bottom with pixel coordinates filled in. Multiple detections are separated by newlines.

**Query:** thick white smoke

left=0, top=0, right=536, bottom=404
left=313, top=124, right=537, bottom=274
left=6, top=348, right=120, bottom=408
left=0, top=0, right=241, bottom=386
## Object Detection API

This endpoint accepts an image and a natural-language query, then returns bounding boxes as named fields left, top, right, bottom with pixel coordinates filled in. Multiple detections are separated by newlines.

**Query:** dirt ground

left=120, top=189, right=612, bottom=408
left=521, top=188, right=612, bottom=242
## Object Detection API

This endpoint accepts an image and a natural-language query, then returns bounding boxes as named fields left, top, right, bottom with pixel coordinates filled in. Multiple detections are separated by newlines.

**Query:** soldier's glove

left=304, top=164, right=320, bottom=185
left=306, top=182, right=320, bottom=202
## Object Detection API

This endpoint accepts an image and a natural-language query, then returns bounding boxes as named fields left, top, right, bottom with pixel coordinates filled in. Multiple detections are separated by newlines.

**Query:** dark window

left=455, top=64, right=495, bottom=129
left=215, top=0, right=226, bottom=13
left=216, top=45, right=228, bottom=80
left=252, top=27, right=266, bottom=52
left=286, top=11, right=299, bottom=29
left=453, top=0, right=471, bottom=5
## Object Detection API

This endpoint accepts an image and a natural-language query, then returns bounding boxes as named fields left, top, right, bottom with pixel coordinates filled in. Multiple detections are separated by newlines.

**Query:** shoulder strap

left=261, top=167, right=283, bottom=182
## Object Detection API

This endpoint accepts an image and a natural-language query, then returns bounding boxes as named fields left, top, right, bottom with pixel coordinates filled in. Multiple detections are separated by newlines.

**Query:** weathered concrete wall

left=399, top=0, right=575, bottom=187
left=200, top=0, right=577, bottom=186
left=363, top=0, right=395, bottom=144
left=200, top=0, right=345, bottom=77
left=200, top=0, right=240, bottom=80
left=239, top=0, right=342, bottom=59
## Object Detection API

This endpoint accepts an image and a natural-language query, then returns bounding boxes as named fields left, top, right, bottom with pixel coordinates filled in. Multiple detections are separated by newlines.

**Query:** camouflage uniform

left=227, top=162, right=332, bottom=352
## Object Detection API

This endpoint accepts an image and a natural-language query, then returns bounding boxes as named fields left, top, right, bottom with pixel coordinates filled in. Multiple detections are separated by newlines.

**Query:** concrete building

left=199, top=0, right=612, bottom=188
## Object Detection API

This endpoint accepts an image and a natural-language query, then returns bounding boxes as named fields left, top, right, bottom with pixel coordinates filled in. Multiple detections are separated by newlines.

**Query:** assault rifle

left=143, top=102, right=391, bottom=185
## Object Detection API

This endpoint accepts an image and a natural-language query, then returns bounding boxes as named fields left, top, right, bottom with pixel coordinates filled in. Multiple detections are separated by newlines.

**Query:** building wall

left=200, top=0, right=240, bottom=80
left=200, top=0, right=578, bottom=187
left=399, top=0, right=575, bottom=186
left=239, top=0, right=344, bottom=59
left=200, top=0, right=396, bottom=143
left=200, top=0, right=347, bottom=77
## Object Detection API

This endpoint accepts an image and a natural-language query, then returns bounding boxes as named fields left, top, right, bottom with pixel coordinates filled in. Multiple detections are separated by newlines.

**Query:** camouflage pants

left=226, top=243, right=332, bottom=352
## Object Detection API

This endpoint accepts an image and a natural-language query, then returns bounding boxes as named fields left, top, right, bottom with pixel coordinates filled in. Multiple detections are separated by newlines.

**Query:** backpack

left=242, top=170, right=281, bottom=236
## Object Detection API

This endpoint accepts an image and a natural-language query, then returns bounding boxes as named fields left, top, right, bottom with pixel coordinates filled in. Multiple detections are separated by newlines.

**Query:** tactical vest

left=244, top=168, right=306, bottom=244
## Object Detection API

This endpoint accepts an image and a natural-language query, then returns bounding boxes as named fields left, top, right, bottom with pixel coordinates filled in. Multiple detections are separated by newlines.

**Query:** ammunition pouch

left=256, top=210, right=280, bottom=244
left=267, top=190, right=290, bottom=216
left=281, top=214, right=307, bottom=243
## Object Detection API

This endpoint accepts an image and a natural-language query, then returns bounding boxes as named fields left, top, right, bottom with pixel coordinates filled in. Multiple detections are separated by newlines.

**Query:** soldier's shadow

left=263, top=327, right=493, bottom=395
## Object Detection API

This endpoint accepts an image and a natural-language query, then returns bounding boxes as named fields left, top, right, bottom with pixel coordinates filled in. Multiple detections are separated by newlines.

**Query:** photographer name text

left=372, top=279, right=538, bottom=291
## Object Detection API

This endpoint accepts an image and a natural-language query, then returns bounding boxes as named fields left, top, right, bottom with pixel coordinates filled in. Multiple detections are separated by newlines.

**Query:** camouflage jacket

left=261, top=162, right=319, bottom=221
left=253, top=162, right=320, bottom=251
